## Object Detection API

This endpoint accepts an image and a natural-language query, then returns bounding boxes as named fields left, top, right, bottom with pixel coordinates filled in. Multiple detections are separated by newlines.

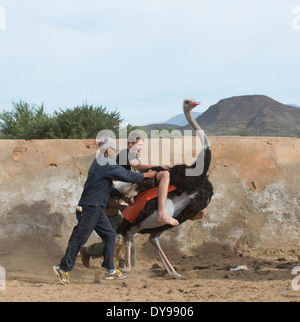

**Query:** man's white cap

left=97, top=137, right=119, bottom=153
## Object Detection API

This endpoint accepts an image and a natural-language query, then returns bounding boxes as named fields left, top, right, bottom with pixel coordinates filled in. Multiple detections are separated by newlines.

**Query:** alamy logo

left=0, top=6, right=6, bottom=31
left=292, top=266, right=300, bottom=291
left=291, top=6, right=300, bottom=31
left=0, top=266, right=5, bottom=291
left=96, top=127, right=207, bottom=177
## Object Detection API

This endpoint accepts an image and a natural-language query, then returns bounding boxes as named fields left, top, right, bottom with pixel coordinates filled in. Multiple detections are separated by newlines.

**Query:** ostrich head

left=183, top=98, right=200, bottom=112
left=182, top=98, right=203, bottom=135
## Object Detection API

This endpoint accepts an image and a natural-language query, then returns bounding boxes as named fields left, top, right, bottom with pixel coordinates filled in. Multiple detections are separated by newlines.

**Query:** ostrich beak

left=190, top=101, right=200, bottom=107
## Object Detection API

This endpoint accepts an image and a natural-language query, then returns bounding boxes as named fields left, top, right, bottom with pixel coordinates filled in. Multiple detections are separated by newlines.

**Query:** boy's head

left=127, top=131, right=145, bottom=156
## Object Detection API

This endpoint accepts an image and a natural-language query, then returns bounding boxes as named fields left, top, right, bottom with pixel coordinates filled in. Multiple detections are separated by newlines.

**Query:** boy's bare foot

left=157, top=212, right=179, bottom=226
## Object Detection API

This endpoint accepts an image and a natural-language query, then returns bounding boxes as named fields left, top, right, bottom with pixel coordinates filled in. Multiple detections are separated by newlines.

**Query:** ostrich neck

left=184, top=109, right=201, bottom=132
left=184, top=108, right=210, bottom=148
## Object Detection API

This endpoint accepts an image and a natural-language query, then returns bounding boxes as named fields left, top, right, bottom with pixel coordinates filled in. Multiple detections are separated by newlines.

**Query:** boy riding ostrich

left=114, top=99, right=214, bottom=279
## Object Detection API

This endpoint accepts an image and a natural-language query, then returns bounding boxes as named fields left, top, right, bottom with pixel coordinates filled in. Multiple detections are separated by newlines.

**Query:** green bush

left=233, top=129, right=250, bottom=136
left=0, top=101, right=124, bottom=139
left=0, top=101, right=53, bottom=139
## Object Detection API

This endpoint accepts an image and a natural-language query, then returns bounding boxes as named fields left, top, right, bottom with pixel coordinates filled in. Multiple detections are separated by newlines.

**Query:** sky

left=0, top=0, right=300, bottom=125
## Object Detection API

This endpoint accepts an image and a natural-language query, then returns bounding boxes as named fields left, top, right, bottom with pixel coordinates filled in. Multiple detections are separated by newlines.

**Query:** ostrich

left=114, top=99, right=214, bottom=279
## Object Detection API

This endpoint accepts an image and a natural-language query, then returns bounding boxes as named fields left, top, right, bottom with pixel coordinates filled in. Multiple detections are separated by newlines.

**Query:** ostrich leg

left=149, top=233, right=183, bottom=279
left=123, top=234, right=133, bottom=273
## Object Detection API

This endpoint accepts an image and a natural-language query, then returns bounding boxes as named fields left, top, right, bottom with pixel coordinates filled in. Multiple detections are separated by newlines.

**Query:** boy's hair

left=128, top=131, right=145, bottom=144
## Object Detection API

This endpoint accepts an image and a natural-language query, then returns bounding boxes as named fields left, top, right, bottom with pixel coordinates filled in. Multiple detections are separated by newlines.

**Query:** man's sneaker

left=105, top=269, right=128, bottom=280
left=53, top=265, right=69, bottom=285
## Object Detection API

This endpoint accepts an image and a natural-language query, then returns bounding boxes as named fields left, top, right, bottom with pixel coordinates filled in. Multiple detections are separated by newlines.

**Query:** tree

left=0, top=101, right=124, bottom=139
left=51, top=103, right=123, bottom=139
left=233, top=129, right=250, bottom=136
left=152, top=125, right=177, bottom=137
left=0, top=100, right=53, bottom=139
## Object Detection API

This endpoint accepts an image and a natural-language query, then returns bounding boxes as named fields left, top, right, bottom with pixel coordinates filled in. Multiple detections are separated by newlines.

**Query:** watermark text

left=291, top=6, right=300, bottom=31
left=0, top=266, right=6, bottom=291
left=0, top=6, right=6, bottom=31
left=292, top=266, right=300, bottom=291
left=95, top=126, right=208, bottom=177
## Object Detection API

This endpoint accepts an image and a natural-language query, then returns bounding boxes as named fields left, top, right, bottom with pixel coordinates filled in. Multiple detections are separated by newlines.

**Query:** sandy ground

left=1, top=237, right=300, bottom=303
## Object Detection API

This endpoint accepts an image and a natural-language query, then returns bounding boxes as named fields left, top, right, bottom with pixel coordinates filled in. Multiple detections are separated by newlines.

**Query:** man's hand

left=143, top=170, right=157, bottom=179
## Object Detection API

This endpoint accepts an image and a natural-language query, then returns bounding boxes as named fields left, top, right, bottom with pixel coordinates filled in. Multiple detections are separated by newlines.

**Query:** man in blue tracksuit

left=53, top=137, right=157, bottom=285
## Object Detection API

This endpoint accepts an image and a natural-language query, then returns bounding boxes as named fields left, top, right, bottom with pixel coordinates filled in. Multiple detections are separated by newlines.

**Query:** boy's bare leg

left=156, top=171, right=179, bottom=226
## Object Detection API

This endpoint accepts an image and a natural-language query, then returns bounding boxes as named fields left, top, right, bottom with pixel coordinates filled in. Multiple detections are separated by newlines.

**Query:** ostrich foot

left=157, top=212, right=179, bottom=226
left=121, top=265, right=132, bottom=273
left=170, top=271, right=185, bottom=279
left=114, top=235, right=125, bottom=260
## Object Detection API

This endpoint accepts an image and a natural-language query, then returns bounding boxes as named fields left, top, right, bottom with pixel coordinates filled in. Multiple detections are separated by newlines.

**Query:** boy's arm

left=129, top=159, right=169, bottom=171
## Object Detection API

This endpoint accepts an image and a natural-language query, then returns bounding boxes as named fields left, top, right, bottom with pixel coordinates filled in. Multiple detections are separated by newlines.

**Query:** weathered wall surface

left=0, top=137, right=299, bottom=255
left=206, top=137, right=300, bottom=251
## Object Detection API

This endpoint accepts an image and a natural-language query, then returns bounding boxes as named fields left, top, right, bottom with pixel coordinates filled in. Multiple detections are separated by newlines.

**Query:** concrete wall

left=0, top=137, right=299, bottom=255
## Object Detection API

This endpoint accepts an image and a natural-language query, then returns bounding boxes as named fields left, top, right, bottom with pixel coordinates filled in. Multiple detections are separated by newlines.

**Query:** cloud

left=0, top=0, right=300, bottom=124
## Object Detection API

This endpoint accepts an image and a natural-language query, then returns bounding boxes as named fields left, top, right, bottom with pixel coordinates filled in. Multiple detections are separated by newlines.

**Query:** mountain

left=288, top=104, right=300, bottom=108
left=183, top=95, right=300, bottom=137
left=166, top=112, right=202, bottom=126
left=137, top=95, right=300, bottom=137
left=139, top=123, right=182, bottom=133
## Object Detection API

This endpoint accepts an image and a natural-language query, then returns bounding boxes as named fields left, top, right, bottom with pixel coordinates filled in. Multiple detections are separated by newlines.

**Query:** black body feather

left=116, top=147, right=213, bottom=236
